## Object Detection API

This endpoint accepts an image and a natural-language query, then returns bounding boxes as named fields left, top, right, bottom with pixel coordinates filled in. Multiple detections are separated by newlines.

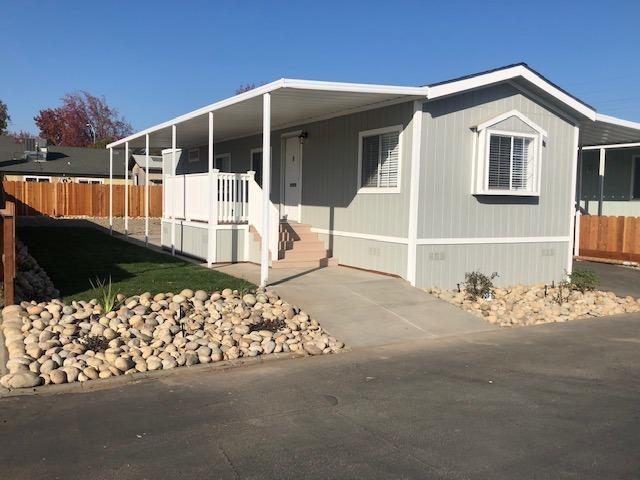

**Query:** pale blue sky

left=1, top=0, right=639, bottom=134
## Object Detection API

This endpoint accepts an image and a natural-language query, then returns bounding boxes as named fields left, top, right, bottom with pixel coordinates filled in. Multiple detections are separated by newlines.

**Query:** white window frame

left=188, top=148, right=200, bottom=163
left=76, top=177, right=104, bottom=184
left=24, top=175, right=52, bottom=183
left=357, top=125, right=403, bottom=194
left=473, top=111, right=545, bottom=197
left=214, top=153, right=231, bottom=172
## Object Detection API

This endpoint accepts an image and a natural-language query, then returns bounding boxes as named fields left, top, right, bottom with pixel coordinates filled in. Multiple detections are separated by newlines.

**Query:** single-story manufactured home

left=106, top=63, right=640, bottom=288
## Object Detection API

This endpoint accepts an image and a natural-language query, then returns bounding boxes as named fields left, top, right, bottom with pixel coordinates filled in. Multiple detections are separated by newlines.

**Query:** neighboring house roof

left=107, top=63, right=640, bottom=150
left=129, top=154, right=163, bottom=171
left=0, top=136, right=27, bottom=162
left=0, top=143, right=126, bottom=178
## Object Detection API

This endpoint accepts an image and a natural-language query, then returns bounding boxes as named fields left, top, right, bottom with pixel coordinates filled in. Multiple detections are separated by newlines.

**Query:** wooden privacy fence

left=0, top=201, right=16, bottom=305
left=579, top=215, right=640, bottom=262
left=2, top=181, right=163, bottom=217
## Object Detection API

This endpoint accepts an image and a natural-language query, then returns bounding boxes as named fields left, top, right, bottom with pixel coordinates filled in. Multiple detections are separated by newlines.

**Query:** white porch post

left=145, top=134, right=150, bottom=246
left=207, top=111, right=218, bottom=267
left=171, top=125, right=177, bottom=255
left=598, top=147, right=606, bottom=216
left=260, top=93, right=271, bottom=288
left=407, top=100, right=423, bottom=286
left=109, top=147, right=113, bottom=235
left=124, top=141, right=129, bottom=236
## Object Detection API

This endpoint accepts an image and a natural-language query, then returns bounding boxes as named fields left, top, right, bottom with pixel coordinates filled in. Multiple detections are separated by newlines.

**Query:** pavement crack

left=334, top=411, right=443, bottom=475
left=218, top=442, right=240, bottom=479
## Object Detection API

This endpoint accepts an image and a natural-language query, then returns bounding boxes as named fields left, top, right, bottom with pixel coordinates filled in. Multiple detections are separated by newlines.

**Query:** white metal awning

left=107, top=79, right=427, bottom=150
left=579, top=113, right=640, bottom=147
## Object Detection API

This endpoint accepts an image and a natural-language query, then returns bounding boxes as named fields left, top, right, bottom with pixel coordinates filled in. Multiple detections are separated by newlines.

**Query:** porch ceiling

left=110, top=81, right=426, bottom=150
left=579, top=114, right=640, bottom=147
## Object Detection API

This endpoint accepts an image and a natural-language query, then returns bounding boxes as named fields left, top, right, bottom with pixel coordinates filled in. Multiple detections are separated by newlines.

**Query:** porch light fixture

left=298, top=131, right=308, bottom=144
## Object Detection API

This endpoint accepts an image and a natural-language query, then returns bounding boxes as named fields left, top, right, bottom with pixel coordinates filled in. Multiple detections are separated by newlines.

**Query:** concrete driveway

left=217, top=264, right=494, bottom=347
left=1, top=314, right=639, bottom=479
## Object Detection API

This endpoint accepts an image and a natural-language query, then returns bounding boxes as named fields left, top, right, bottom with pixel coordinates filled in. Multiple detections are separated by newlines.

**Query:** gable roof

left=0, top=145, right=126, bottom=178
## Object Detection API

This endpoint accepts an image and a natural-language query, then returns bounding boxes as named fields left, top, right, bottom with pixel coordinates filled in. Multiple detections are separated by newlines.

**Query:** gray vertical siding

left=177, top=102, right=414, bottom=238
left=418, top=82, right=576, bottom=239
left=414, top=83, right=576, bottom=288
left=216, top=229, right=245, bottom=262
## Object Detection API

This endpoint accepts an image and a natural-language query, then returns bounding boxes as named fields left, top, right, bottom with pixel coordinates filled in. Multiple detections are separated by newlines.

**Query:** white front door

left=283, top=136, right=301, bottom=222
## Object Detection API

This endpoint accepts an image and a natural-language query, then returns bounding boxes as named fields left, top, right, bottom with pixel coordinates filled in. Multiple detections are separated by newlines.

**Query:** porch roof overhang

left=106, top=79, right=428, bottom=150
left=579, top=114, right=640, bottom=149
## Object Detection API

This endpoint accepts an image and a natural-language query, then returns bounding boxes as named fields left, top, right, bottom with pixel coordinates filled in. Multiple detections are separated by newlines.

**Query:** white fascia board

left=281, top=78, right=428, bottom=96
left=582, top=142, right=640, bottom=151
left=476, top=109, right=548, bottom=137
left=427, top=65, right=596, bottom=121
left=595, top=113, right=640, bottom=131
left=107, top=79, right=428, bottom=150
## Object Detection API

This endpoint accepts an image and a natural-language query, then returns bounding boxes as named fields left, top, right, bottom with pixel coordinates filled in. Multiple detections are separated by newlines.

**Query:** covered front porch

left=105, top=80, right=425, bottom=287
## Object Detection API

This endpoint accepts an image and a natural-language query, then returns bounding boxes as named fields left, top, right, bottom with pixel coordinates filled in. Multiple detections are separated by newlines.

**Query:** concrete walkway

left=217, top=264, right=495, bottom=347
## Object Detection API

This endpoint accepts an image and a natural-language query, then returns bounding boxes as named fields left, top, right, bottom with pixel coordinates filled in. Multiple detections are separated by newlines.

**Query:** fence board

left=2, top=181, right=163, bottom=218
left=0, top=201, right=16, bottom=305
left=579, top=215, right=640, bottom=262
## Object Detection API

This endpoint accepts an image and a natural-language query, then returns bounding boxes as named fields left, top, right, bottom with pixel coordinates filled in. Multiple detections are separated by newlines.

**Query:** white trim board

left=310, top=228, right=408, bottom=245
left=311, top=229, right=570, bottom=246
left=161, top=218, right=249, bottom=231
left=416, top=236, right=570, bottom=245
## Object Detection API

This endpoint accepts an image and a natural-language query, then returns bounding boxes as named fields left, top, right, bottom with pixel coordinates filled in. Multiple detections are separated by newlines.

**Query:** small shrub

left=463, top=271, right=499, bottom=300
left=251, top=318, right=285, bottom=333
left=569, top=268, right=599, bottom=293
left=89, top=276, right=117, bottom=312
left=80, top=334, right=109, bottom=353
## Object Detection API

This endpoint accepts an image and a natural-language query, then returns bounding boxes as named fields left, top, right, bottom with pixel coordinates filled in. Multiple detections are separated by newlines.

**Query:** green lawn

left=18, top=226, right=255, bottom=302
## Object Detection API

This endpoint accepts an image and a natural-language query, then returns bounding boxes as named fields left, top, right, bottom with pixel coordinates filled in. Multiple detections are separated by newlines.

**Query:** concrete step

left=278, top=240, right=326, bottom=251
left=278, top=231, right=318, bottom=242
left=277, top=249, right=331, bottom=261
left=271, top=257, right=338, bottom=269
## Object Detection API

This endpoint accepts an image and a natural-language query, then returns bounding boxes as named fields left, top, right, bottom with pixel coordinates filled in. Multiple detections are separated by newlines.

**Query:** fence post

left=573, top=210, right=581, bottom=257
left=2, top=201, right=16, bottom=306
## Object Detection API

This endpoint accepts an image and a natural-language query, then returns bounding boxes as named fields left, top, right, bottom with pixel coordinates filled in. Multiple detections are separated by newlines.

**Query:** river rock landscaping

left=9, top=240, right=59, bottom=306
left=0, top=288, right=344, bottom=390
left=428, top=284, right=640, bottom=327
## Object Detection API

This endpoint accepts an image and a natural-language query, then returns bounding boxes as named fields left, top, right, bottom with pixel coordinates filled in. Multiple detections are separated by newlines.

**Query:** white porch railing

left=164, top=172, right=250, bottom=224
left=164, top=170, right=278, bottom=258
left=217, top=172, right=249, bottom=223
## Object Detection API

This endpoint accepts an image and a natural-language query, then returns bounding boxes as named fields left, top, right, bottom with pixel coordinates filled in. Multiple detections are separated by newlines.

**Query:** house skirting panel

left=315, top=233, right=408, bottom=278
left=415, top=241, right=569, bottom=289
left=161, top=220, right=247, bottom=263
